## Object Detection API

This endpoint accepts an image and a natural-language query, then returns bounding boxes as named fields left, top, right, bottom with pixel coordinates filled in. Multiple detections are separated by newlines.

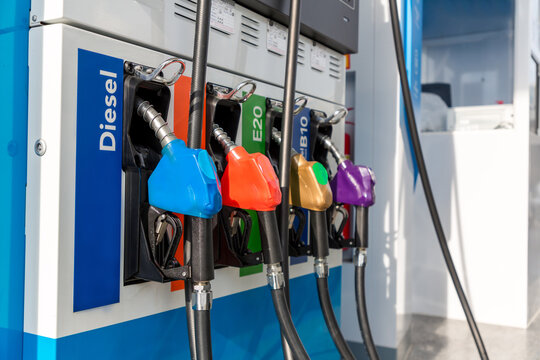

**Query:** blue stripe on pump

left=0, top=0, right=30, bottom=359
left=24, top=267, right=343, bottom=360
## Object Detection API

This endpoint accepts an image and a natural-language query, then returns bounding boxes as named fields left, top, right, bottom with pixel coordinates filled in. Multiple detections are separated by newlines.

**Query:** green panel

left=240, top=94, right=266, bottom=276
left=241, top=93, right=266, bottom=153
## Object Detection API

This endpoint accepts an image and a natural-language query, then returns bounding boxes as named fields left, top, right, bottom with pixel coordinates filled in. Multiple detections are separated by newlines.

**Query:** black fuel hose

left=258, top=211, right=310, bottom=360
left=187, top=0, right=214, bottom=359
left=353, top=207, right=380, bottom=360
left=316, top=277, right=355, bottom=360
left=355, top=260, right=379, bottom=360
left=311, top=211, right=355, bottom=359
left=388, top=1, right=488, bottom=359
left=195, top=309, right=212, bottom=360
left=271, top=288, right=310, bottom=360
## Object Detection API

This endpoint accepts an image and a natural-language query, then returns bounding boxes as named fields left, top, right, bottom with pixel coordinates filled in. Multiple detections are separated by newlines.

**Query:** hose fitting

left=192, top=281, right=213, bottom=311
left=314, top=257, right=329, bottom=278
left=267, top=263, right=285, bottom=290
left=212, top=124, right=238, bottom=154
left=136, top=98, right=177, bottom=148
left=318, top=134, right=347, bottom=165
left=353, top=248, right=367, bottom=267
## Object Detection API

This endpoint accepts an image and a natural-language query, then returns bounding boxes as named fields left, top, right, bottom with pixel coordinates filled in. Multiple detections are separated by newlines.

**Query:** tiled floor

left=398, top=314, right=540, bottom=360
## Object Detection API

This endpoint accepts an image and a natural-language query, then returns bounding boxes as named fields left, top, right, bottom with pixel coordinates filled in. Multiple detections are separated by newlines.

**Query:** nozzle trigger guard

left=331, top=204, right=349, bottom=239
left=288, top=206, right=310, bottom=257
left=229, top=209, right=252, bottom=256
left=146, top=206, right=188, bottom=279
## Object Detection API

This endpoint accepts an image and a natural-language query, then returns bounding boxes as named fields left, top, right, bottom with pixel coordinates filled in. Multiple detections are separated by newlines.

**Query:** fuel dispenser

left=21, top=0, right=349, bottom=356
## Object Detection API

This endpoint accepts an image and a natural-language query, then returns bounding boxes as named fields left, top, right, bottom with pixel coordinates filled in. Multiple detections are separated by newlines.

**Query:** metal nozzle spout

left=136, top=98, right=177, bottom=148
left=212, top=124, right=238, bottom=154
left=318, top=134, right=347, bottom=165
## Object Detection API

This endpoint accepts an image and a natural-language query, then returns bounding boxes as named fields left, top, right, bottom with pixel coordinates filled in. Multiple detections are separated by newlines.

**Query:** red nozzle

left=221, top=147, right=282, bottom=211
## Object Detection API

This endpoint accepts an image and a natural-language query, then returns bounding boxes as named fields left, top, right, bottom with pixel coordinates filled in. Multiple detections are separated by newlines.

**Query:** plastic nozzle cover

left=221, top=147, right=281, bottom=211
left=148, top=139, right=222, bottom=218
left=330, top=160, right=375, bottom=207
left=289, top=153, right=333, bottom=211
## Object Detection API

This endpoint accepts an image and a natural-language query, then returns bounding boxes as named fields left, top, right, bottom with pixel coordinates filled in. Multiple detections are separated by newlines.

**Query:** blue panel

left=23, top=267, right=343, bottom=360
left=400, top=0, right=423, bottom=186
left=74, top=49, right=123, bottom=311
left=0, top=0, right=29, bottom=359
left=22, top=334, right=57, bottom=360
left=290, top=107, right=311, bottom=265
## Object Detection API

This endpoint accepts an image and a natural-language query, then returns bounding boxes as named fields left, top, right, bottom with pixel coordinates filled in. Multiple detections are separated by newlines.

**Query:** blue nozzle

left=148, top=139, right=222, bottom=218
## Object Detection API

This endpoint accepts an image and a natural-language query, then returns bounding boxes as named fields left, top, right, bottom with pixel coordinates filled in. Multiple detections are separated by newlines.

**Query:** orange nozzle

left=220, top=147, right=282, bottom=211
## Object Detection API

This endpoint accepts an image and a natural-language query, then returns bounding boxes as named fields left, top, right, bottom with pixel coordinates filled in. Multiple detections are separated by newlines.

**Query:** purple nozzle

left=330, top=160, right=375, bottom=207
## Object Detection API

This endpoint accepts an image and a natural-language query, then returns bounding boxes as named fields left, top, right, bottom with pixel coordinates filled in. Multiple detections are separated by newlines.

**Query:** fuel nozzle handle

left=210, top=125, right=283, bottom=266
left=273, top=127, right=332, bottom=267
left=319, top=132, right=375, bottom=209
left=319, top=134, right=375, bottom=249
left=272, top=128, right=333, bottom=212
left=136, top=97, right=222, bottom=219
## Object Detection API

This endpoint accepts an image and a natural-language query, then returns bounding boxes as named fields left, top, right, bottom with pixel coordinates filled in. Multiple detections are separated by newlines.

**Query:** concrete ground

left=397, top=314, right=540, bottom=360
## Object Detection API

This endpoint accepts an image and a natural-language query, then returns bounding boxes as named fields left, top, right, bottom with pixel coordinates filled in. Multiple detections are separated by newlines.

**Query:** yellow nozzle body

left=289, top=153, right=333, bottom=211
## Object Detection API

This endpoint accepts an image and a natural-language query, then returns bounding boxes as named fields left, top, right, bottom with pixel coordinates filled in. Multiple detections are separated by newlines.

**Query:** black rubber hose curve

left=316, top=277, right=355, bottom=360
left=387, top=1, right=488, bottom=359
left=271, top=288, right=310, bottom=360
left=195, top=309, right=213, bottom=360
left=355, top=264, right=380, bottom=360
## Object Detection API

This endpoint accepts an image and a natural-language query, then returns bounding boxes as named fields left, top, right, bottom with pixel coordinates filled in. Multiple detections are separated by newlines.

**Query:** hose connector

left=266, top=263, right=285, bottom=290
left=353, top=248, right=367, bottom=267
left=212, top=124, right=238, bottom=154
left=192, top=281, right=213, bottom=311
left=136, top=98, right=177, bottom=148
left=314, top=257, right=329, bottom=278
left=318, top=134, right=347, bottom=165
